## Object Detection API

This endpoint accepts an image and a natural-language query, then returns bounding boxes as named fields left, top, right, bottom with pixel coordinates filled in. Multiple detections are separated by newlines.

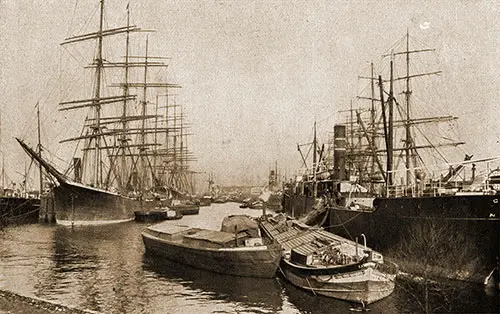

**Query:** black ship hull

left=0, top=196, right=40, bottom=225
left=282, top=193, right=315, bottom=218
left=284, top=192, right=500, bottom=284
left=51, top=182, right=143, bottom=225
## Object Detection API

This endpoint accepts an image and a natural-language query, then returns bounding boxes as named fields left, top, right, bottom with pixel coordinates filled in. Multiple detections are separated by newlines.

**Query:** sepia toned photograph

left=0, top=0, right=498, bottom=313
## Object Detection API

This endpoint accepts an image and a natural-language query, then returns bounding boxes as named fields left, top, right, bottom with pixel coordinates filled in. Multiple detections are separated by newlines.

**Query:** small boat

left=198, top=195, right=212, bottom=207
left=212, top=195, right=229, bottom=203
left=141, top=215, right=282, bottom=278
left=239, top=198, right=252, bottom=208
left=259, top=214, right=396, bottom=304
left=239, top=197, right=264, bottom=209
left=170, top=203, right=199, bottom=215
left=248, top=200, right=265, bottom=210
left=134, top=207, right=182, bottom=222
left=167, top=199, right=200, bottom=215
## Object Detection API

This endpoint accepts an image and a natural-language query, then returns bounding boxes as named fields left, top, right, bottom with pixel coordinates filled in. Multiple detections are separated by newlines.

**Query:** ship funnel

left=333, top=125, right=346, bottom=180
left=73, top=158, right=82, bottom=183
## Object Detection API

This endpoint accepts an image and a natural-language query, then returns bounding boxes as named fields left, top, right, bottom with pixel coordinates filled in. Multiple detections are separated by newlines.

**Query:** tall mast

left=120, top=4, right=131, bottom=189
left=404, top=30, right=412, bottom=188
left=180, top=104, right=184, bottom=174
left=370, top=62, right=376, bottom=184
left=154, top=94, right=159, bottom=182
left=37, top=102, right=43, bottom=195
left=59, top=0, right=152, bottom=191
left=349, top=100, right=354, bottom=174
left=388, top=59, right=394, bottom=187
left=378, top=75, right=391, bottom=187
left=141, top=37, right=149, bottom=147
left=93, top=0, right=105, bottom=187
left=380, top=31, right=441, bottom=188
left=174, top=95, right=177, bottom=182
left=140, top=36, right=149, bottom=190
left=313, top=121, right=317, bottom=197
left=165, top=89, right=169, bottom=169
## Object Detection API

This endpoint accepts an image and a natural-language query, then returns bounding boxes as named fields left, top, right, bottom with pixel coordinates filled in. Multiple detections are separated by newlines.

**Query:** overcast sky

left=1, top=0, right=499, bottom=188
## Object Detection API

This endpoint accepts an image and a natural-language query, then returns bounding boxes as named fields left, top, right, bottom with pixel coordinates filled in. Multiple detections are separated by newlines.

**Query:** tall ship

left=283, top=32, right=499, bottom=286
left=18, top=0, right=196, bottom=225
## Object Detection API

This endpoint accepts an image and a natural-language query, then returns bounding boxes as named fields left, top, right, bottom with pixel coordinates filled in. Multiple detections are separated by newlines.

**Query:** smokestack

left=73, top=158, right=82, bottom=183
left=333, top=124, right=346, bottom=180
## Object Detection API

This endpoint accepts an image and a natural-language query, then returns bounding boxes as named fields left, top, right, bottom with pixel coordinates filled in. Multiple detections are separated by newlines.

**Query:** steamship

left=283, top=33, right=499, bottom=286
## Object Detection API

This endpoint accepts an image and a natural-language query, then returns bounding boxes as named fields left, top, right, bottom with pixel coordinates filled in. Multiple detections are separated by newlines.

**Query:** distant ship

left=283, top=32, right=499, bottom=286
left=0, top=114, right=40, bottom=225
left=264, top=163, right=283, bottom=211
left=18, top=1, right=195, bottom=225
left=0, top=189, right=39, bottom=225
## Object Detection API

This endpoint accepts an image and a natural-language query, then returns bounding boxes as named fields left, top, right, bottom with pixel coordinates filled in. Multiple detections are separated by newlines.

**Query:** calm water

left=0, top=203, right=498, bottom=313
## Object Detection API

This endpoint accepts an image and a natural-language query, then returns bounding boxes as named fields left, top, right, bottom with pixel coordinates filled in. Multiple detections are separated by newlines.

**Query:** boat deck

left=145, top=222, right=245, bottom=249
left=260, top=218, right=376, bottom=259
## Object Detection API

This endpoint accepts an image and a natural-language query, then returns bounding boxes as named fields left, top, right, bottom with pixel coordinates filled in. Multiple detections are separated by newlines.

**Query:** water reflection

left=276, top=274, right=399, bottom=314
left=142, top=254, right=284, bottom=313
left=0, top=204, right=498, bottom=313
left=36, top=223, right=147, bottom=313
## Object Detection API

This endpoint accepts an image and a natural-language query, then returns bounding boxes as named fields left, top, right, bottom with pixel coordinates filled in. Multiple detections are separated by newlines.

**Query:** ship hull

left=284, top=193, right=500, bottom=284
left=52, top=182, right=142, bottom=225
left=142, top=228, right=281, bottom=278
left=0, top=197, right=40, bottom=225
left=281, top=259, right=395, bottom=304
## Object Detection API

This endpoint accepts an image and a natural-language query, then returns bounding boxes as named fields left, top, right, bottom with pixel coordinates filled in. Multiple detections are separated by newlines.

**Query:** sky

left=0, top=0, right=499, bottom=189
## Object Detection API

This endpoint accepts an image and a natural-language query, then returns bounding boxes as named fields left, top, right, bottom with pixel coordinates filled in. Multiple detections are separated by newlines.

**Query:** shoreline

left=0, top=289, right=98, bottom=314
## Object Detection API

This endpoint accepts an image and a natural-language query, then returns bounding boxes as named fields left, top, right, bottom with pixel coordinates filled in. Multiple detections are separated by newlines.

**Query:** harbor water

left=0, top=203, right=498, bottom=313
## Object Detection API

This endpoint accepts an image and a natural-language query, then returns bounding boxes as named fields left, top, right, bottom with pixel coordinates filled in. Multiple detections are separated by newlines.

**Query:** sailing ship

left=283, top=32, right=500, bottom=286
left=17, top=1, right=196, bottom=225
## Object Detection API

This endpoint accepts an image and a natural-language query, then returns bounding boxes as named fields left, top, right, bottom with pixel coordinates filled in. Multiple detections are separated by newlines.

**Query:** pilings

left=39, top=192, right=56, bottom=224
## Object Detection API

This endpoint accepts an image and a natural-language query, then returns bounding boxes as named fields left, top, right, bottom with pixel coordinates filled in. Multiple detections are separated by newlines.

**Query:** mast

left=93, top=0, right=105, bottom=187
left=165, top=90, right=169, bottom=179
left=37, top=102, right=43, bottom=195
left=59, top=0, right=172, bottom=193
left=180, top=104, right=185, bottom=191
left=388, top=60, right=394, bottom=187
left=349, top=101, right=354, bottom=174
left=404, top=30, right=412, bottom=188
left=140, top=36, right=149, bottom=190
left=313, top=121, right=317, bottom=197
left=379, top=75, right=391, bottom=187
left=380, top=32, right=441, bottom=188
left=370, top=62, right=376, bottom=189
left=172, top=94, right=177, bottom=188
left=154, top=94, right=159, bottom=182
left=120, top=4, right=131, bottom=190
